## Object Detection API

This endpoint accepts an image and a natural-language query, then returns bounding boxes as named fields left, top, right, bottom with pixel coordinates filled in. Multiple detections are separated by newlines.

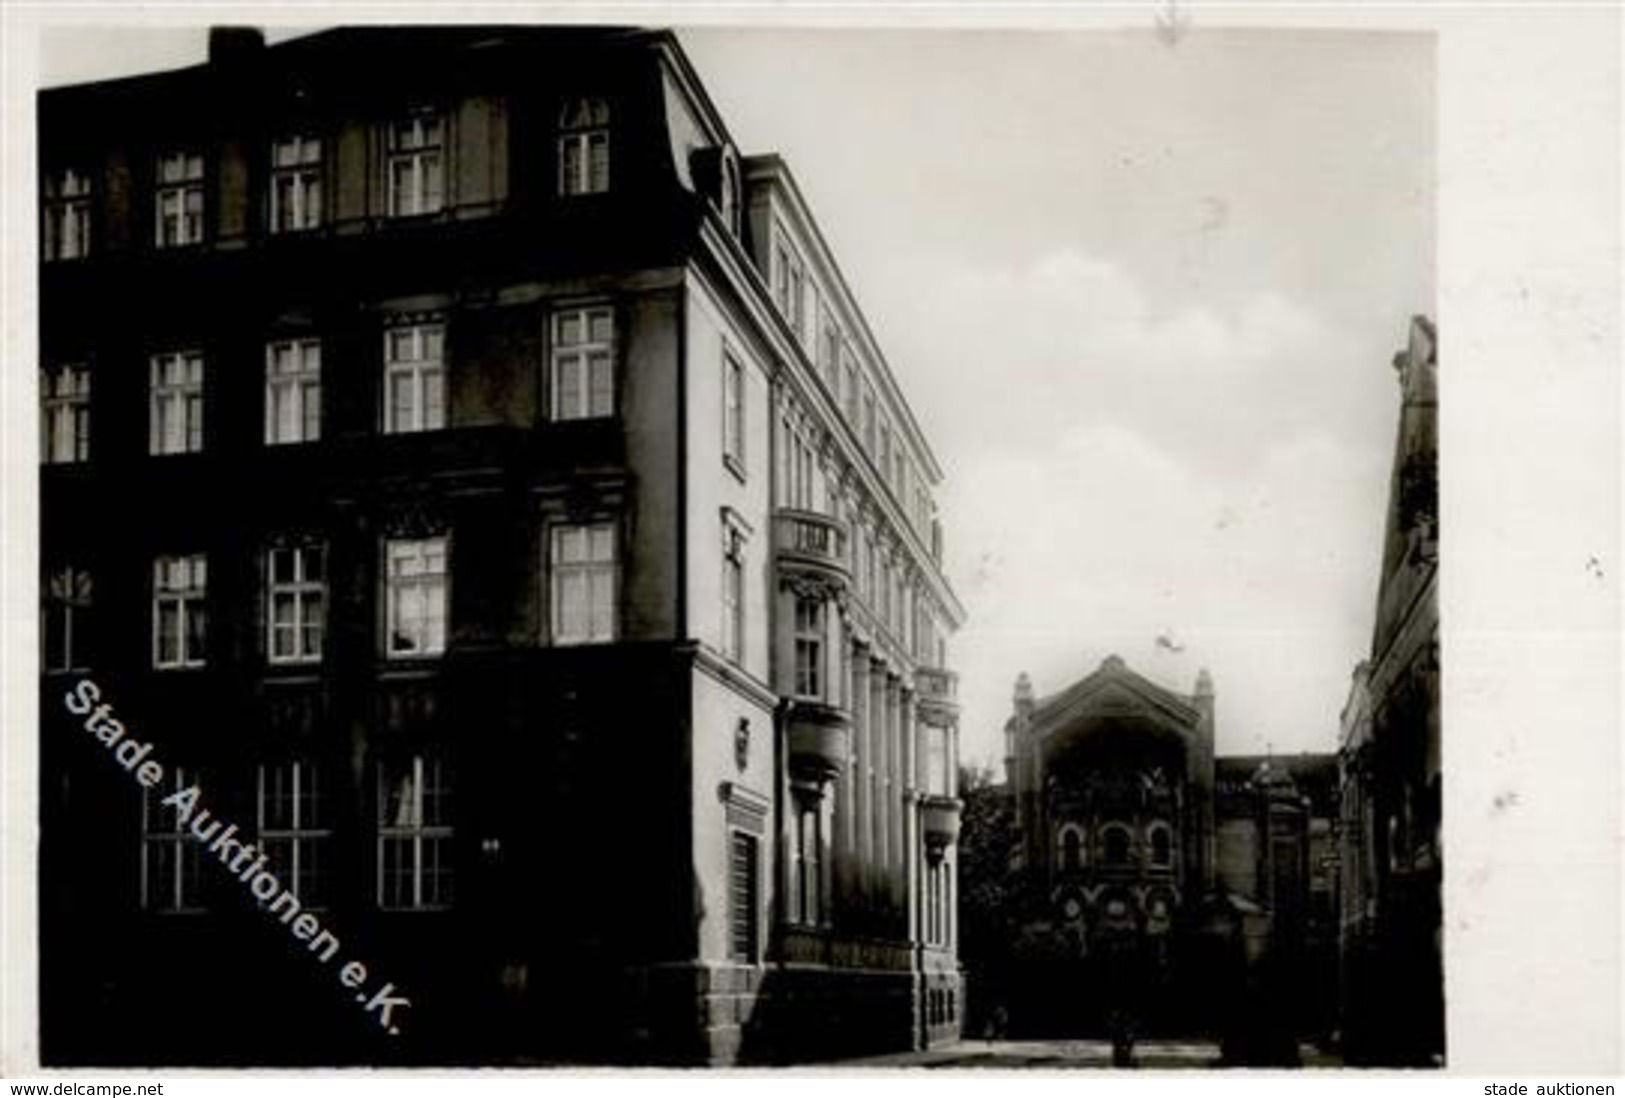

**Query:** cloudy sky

left=684, top=26, right=1435, bottom=764
left=40, top=21, right=1435, bottom=767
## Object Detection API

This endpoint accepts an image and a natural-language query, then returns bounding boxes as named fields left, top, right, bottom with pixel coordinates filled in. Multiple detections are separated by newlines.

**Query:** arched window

left=1149, top=824, right=1172, bottom=867
left=558, top=98, right=610, bottom=196
left=1102, top=824, right=1131, bottom=867
left=1058, top=825, right=1083, bottom=873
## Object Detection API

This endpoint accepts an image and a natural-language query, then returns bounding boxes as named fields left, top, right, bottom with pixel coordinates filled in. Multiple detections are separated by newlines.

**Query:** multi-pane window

left=258, top=761, right=332, bottom=907
left=265, top=338, right=321, bottom=444
left=926, top=862, right=951, bottom=946
left=819, top=309, right=841, bottom=387
left=924, top=725, right=951, bottom=797
left=552, top=523, right=617, bottom=645
left=723, top=350, right=745, bottom=473
left=551, top=306, right=614, bottom=420
left=790, top=801, right=822, bottom=926
left=267, top=544, right=325, bottom=664
left=788, top=261, right=805, bottom=338
left=865, top=535, right=878, bottom=607
left=772, top=233, right=806, bottom=336
left=387, top=113, right=443, bottom=217
left=385, top=537, right=447, bottom=658
left=42, top=565, right=92, bottom=673
left=793, top=598, right=823, bottom=700
left=41, top=364, right=90, bottom=464
left=42, top=168, right=92, bottom=260
left=377, top=754, right=454, bottom=910
left=269, top=135, right=322, bottom=233
left=879, top=555, right=893, bottom=629
left=149, top=350, right=204, bottom=455
left=721, top=525, right=745, bottom=663
left=862, top=387, right=877, bottom=455
left=557, top=98, right=610, bottom=196
left=383, top=323, right=445, bottom=433
left=143, top=767, right=204, bottom=911
left=728, top=830, right=759, bottom=961
left=152, top=554, right=206, bottom=669
left=779, top=424, right=817, bottom=513
left=843, top=356, right=859, bottom=422
left=154, top=151, right=204, bottom=247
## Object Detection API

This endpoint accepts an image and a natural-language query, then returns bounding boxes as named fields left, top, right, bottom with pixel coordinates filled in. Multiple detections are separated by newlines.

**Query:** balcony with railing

left=773, top=509, right=850, bottom=595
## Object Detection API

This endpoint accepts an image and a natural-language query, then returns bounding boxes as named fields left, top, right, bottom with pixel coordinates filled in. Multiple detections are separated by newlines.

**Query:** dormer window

left=720, top=150, right=741, bottom=235
left=558, top=98, right=609, bottom=196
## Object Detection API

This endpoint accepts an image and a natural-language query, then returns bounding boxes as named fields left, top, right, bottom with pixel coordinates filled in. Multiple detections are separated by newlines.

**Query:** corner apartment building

left=36, top=25, right=965, bottom=1066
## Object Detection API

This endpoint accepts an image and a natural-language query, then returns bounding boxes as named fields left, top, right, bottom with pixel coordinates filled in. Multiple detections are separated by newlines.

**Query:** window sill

left=265, top=660, right=324, bottom=675
left=380, top=653, right=446, bottom=667
left=383, top=209, right=448, bottom=224
left=376, top=905, right=454, bottom=914
left=380, top=425, right=450, bottom=437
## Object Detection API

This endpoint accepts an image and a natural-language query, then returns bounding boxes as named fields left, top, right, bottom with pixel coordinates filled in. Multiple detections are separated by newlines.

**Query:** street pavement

left=834, top=1038, right=1344, bottom=1069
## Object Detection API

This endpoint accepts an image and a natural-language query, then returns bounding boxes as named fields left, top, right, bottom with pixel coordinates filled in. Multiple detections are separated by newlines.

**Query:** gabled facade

left=37, top=25, right=963, bottom=1066
left=988, top=656, right=1336, bottom=1048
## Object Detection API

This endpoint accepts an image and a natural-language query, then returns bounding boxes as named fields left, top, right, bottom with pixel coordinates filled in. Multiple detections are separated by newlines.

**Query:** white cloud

left=850, top=247, right=1401, bottom=767
left=945, top=415, right=1389, bottom=767
left=871, top=248, right=1387, bottom=491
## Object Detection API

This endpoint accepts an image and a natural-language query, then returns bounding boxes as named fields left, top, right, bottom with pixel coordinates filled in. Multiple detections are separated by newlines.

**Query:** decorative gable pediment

left=1028, top=660, right=1201, bottom=747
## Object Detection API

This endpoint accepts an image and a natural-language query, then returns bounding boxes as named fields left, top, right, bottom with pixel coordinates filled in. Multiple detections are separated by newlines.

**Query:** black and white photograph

left=2, top=2, right=1619, bottom=1083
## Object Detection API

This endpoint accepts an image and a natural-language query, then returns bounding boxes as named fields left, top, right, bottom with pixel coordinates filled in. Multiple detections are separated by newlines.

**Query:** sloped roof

left=1027, top=655, right=1201, bottom=742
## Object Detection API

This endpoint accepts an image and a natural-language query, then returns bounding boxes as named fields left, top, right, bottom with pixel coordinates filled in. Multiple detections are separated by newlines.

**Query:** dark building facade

left=36, top=26, right=965, bottom=1066
left=1337, top=315, right=1442, bottom=1065
left=982, top=657, right=1337, bottom=1048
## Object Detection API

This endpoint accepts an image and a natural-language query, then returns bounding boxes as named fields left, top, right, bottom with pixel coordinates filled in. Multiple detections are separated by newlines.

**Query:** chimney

left=208, top=26, right=265, bottom=68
